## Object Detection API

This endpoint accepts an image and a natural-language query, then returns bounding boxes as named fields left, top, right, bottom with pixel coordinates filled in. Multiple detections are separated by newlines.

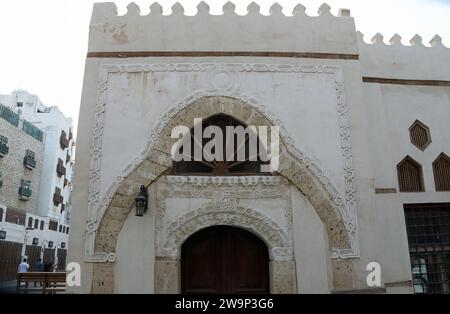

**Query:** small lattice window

left=433, top=153, right=450, bottom=191
left=409, top=120, right=431, bottom=151
left=397, top=156, right=425, bottom=192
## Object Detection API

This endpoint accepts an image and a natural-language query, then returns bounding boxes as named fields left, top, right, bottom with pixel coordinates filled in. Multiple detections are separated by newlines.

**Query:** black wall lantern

left=135, top=185, right=148, bottom=217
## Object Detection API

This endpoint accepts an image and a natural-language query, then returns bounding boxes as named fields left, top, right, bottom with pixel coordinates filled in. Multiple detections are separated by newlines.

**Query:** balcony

left=0, top=103, right=19, bottom=127
left=53, top=187, right=64, bottom=206
left=22, top=120, right=43, bottom=142
left=23, top=150, right=37, bottom=170
left=19, top=180, right=32, bottom=201
left=56, top=159, right=66, bottom=178
left=60, top=130, right=69, bottom=149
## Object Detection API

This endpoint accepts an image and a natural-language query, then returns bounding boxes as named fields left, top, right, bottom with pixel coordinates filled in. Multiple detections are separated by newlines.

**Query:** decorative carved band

left=87, top=51, right=359, bottom=60
left=85, top=63, right=360, bottom=262
left=161, top=205, right=293, bottom=262
left=165, top=176, right=285, bottom=187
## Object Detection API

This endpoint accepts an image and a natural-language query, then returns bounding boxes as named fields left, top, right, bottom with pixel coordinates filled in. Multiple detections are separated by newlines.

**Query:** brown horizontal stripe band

left=375, top=188, right=397, bottom=194
left=87, top=51, right=359, bottom=60
left=363, top=77, right=450, bottom=86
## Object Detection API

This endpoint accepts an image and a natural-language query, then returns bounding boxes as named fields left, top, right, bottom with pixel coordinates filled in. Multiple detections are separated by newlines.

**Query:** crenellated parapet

left=88, top=1, right=450, bottom=82
left=358, top=32, right=450, bottom=81
left=88, top=2, right=358, bottom=56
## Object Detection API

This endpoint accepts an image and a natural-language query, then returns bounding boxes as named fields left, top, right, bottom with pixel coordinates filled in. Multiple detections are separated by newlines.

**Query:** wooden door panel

left=229, top=229, right=270, bottom=294
left=181, top=226, right=270, bottom=294
left=181, top=228, right=223, bottom=294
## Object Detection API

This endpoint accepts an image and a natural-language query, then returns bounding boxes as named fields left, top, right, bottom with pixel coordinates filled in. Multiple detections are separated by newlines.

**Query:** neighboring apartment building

left=0, top=91, right=73, bottom=282
left=0, top=90, right=75, bottom=224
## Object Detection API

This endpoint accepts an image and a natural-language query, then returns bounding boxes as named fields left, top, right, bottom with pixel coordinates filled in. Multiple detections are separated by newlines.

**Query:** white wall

left=291, top=186, right=331, bottom=294
left=115, top=184, right=156, bottom=294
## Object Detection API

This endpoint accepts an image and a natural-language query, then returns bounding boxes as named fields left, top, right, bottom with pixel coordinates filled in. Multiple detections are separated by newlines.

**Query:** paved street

left=0, top=281, right=17, bottom=294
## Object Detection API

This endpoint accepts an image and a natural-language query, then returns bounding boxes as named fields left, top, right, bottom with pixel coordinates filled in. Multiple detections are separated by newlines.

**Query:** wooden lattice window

left=433, top=153, right=450, bottom=191
left=48, top=220, right=58, bottom=231
left=409, top=120, right=431, bottom=151
left=172, top=114, right=270, bottom=176
left=397, top=156, right=425, bottom=192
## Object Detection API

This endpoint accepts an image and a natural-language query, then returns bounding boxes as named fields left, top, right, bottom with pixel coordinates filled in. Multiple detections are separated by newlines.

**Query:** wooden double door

left=181, top=226, right=270, bottom=294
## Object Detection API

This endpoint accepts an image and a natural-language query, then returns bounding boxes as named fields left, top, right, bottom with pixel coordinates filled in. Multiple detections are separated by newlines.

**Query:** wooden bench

left=16, top=272, right=66, bottom=294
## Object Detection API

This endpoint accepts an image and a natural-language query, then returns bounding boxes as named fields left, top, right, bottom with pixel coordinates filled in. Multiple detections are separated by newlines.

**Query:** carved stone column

left=270, top=259, right=297, bottom=294
left=155, top=258, right=180, bottom=294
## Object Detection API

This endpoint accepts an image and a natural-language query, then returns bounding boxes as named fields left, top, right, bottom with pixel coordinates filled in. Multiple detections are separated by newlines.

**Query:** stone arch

left=91, top=95, right=354, bottom=293
left=160, top=206, right=292, bottom=262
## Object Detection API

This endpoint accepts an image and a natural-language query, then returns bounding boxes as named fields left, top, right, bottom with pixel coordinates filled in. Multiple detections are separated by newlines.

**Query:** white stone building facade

left=68, top=2, right=450, bottom=294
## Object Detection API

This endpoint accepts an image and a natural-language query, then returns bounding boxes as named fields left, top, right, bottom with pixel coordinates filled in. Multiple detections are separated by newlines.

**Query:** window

left=17, top=102, right=23, bottom=108
left=397, top=156, right=424, bottom=192
left=19, top=180, right=32, bottom=201
left=0, top=172, right=3, bottom=190
left=23, top=150, right=37, bottom=170
left=5, top=208, right=26, bottom=226
left=27, top=217, right=33, bottom=228
left=404, top=204, right=450, bottom=294
left=409, top=120, right=432, bottom=151
left=172, top=114, right=270, bottom=176
left=40, top=221, right=44, bottom=230
left=0, top=208, right=3, bottom=222
left=433, top=153, right=450, bottom=191
left=66, top=227, right=69, bottom=235
left=0, top=135, right=9, bottom=157
left=48, top=220, right=58, bottom=231
left=34, top=219, right=39, bottom=230
left=59, top=225, right=62, bottom=233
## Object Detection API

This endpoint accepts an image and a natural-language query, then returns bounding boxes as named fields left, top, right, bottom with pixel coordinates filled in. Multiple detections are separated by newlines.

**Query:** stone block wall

left=0, top=117, right=44, bottom=214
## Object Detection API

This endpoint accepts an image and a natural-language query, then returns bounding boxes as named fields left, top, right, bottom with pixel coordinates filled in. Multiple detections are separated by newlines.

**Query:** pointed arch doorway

left=181, top=226, right=270, bottom=294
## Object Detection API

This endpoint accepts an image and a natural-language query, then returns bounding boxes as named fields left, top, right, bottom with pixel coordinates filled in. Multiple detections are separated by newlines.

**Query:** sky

left=0, top=0, right=449, bottom=133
